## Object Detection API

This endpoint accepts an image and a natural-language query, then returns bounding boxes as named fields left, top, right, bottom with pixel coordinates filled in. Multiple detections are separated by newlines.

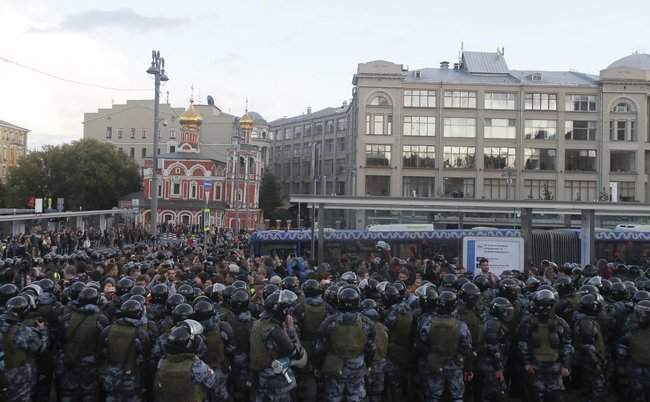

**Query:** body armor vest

left=204, top=326, right=226, bottom=369
left=629, top=327, right=650, bottom=366
left=107, top=323, right=139, bottom=371
left=387, top=310, right=412, bottom=366
left=374, top=321, right=388, bottom=361
left=531, top=321, right=560, bottom=363
left=250, top=319, right=277, bottom=371
left=155, top=353, right=204, bottom=402
left=229, top=315, right=253, bottom=355
left=65, top=310, right=99, bottom=365
left=329, top=317, right=367, bottom=360
left=302, top=303, right=327, bottom=342
left=3, top=324, right=29, bottom=369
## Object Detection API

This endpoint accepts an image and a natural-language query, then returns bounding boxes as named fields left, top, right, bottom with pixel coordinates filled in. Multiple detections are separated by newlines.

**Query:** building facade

left=268, top=103, right=354, bottom=197
left=0, top=120, right=28, bottom=180
left=133, top=100, right=261, bottom=231
left=83, top=97, right=271, bottom=172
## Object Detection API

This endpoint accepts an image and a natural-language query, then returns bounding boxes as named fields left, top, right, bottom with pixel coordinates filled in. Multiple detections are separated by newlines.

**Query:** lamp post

left=146, top=50, right=169, bottom=238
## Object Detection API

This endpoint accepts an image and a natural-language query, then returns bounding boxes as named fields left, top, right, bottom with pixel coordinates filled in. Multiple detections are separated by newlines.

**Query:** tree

left=5, top=139, right=140, bottom=210
left=259, top=173, right=282, bottom=220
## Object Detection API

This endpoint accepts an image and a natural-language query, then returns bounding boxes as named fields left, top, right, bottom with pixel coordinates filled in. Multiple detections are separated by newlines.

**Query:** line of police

left=2, top=251, right=650, bottom=401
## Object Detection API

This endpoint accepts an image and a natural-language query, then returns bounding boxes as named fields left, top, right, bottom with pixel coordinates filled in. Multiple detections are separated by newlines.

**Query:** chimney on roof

left=453, top=63, right=460, bottom=70
left=440, top=61, right=450, bottom=69
left=307, top=106, right=312, bottom=114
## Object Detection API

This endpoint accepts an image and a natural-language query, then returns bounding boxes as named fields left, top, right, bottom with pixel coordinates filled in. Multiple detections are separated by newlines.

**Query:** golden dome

left=179, top=100, right=203, bottom=127
left=240, top=111, right=254, bottom=129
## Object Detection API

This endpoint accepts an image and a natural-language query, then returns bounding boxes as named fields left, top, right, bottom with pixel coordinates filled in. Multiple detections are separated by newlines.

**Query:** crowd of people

left=0, top=231, right=649, bottom=402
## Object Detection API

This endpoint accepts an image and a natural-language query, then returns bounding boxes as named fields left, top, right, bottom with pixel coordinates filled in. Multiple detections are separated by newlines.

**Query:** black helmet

left=583, top=264, right=598, bottom=277
left=601, top=279, right=612, bottom=296
left=281, top=276, right=300, bottom=292
left=459, top=283, right=480, bottom=306
left=577, top=285, right=599, bottom=297
left=441, top=273, right=457, bottom=289
left=383, top=284, right=402, bottom=307
left=532, top=289, right=556, bottom=320
left=526, top=277, right=541, bottom=293
left=454, top=276, right=470, bottom=291
left=361, top=298, right=378, bottom=311
left=361, top=298, right=379, bottom=321
left=337, top=286, right=361, bottom=312
left=166, top=325, right=192, bottom=354
left=610, top=282, right=628, bottom=301
left=302, top=279, right=322, bottom=298
left=129, top=286, right=147, bottom=298
left=208, top=283, right=225, bottom=303
left=473, top=275, right=490, bottom=291
left=360, top=278, right=381, bottom=300
left=554, top=277, right=574, bottom=297
left=177, top=284, right=195, bottom=303
left=118, top=299, right=143, bottom=320
left=129, top=295, right=146, bottom=305
left=262, top=284, right=279, bottom=301
left=78, top=287, right=99, bottom=306
left=633, top=290, right=650, bottom=305
left=36, top=279, right=55, bottom=294
left=264, top=290, right=298, bottom=322
left=166, top=294, right=186, bottom=314
left=151, top=284, right=169, bottom=304
left=222, top=286, right=236, bottom=306
left=634, top=299, right=650, bottom=325
left=437, top=291, right=458, bottom=314
left=116, top=277, right=135, bottom=296
left=586, top=276, right=604, bottom=293
left=499, top=278, right=520, bottom=303
left=490, top=297, right=514, bottom=322
left=232, top=280, right=248, bottom=290
left=193, top=300, right=215, bottom=321
left=324, top=283, right=341, bottom=307
left=68, top=281, right=86, bottom=301
left=231, top=288, right=250, bottom=313
left=172, top=303, right=194, bottom=324
left=5, top=295, right=29, bottom=320
left=0, top=283, right=19, bottom=306
left=578, top=293, right=602, bottom=316
left=340, top=271, right=358, bottom=285
left=419, top=285, right=439, bottom=312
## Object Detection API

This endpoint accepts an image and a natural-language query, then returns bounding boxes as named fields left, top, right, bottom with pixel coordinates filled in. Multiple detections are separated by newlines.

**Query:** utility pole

left=146, top=50, right=169, bottom=238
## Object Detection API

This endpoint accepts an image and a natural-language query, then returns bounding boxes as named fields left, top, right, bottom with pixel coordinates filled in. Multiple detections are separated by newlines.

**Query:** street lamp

left=146, top=50, right=169, bottom=238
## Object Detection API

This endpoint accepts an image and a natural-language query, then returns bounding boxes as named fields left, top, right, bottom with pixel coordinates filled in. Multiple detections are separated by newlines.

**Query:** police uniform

left=458, top=302, right=483, bottom=402
left=573, top=311, right=607, bottom=402
left=617, top=311, right=650, bottom=401
left=155, top=353, right=222, bottom=402
left=198, top=316, right=234, bottom=401
left=478, top=311, right=511, bottom=402
left=314, top=310, right=376, bottom=402
left=293, top=295, right=328, bottom=402
left=366, top=316, right=389, bottom=402
left=382, top=300, right=413, bottom=401
left=224, top=309, right=255, bottom=402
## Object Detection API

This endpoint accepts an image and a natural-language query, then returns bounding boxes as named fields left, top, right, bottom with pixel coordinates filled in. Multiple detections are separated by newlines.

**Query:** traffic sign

left=203, top=180, right=212, bottom=189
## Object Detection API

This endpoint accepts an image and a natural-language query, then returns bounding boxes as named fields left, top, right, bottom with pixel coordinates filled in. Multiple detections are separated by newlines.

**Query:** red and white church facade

left=135, top=100, right=262, bottom=231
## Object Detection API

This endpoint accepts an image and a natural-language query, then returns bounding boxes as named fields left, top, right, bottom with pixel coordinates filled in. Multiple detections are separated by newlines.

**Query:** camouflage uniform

left=382, top=301, right=413, bottom=401
left=59, top=303, right=109, bottom=402
left=224, top=309, right=255, bottom=402
left=573, top=311, right=607, bottom=402
left=293, top=295, right=328, bottom=402
left=617, top=320, right=650, bottom=402
left=101, top=317, right=152, bottom=402
left=314, top=311, right=376, bottom=402
left=366, top=320, right=388, bottom=402
left=198, top=315, right=235, bottom=401
left=0, top=316, right=48, bottom=402
left=414, top=311, right=473, bottom=402
left=478, top=312, right=510, bottom=402
left=517, top=314, right=573, bottom=402
left=154, top=353, right=225, bottom=402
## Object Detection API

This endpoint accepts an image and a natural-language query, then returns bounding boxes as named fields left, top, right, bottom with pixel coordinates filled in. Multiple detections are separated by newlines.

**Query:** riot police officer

left=382, top=282, right=413, bottom=402
left=573, top=293, right=607, bottom=402
left=361, top=298, right=388, bottom=402
left=617, top=299, right=650, bottom=402
left=478, top=297, right=514, bottom=402
left=225, top=288, right=256, bottom=402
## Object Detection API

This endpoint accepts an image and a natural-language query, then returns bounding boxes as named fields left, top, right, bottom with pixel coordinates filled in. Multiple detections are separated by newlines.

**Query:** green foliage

left=259, top=173, right=282, bottom=220
left=5, top=139, right=140, bottom=210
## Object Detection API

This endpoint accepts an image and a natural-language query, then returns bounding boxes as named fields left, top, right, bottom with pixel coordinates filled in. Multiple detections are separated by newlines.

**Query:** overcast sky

left=1, top=0, right=649, bottom=148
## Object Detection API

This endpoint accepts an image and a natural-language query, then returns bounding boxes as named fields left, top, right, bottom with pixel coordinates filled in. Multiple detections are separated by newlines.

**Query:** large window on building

left=565, top=180, right=597, bottom=201
left=524, top=93, right=557, bottom=111
left=609, top=120, right=636, bottom=141
left=484, top=92, right=516, bottom=110
left=484, top=118, right=516, bottom=139
left=403, top=176, right=435, bottom=197
left=106, top=127, right=112, bottom=139
left=304, top=124, right=312, bottom=136
left=337, top=118, right=347, bottom=131
left=368, top=95, right=391, bottom=106
left=404, top=90, right=436, bottom=108
left=524, top=120, right=557, bottom=140
left=444, top=90, right=477, bottom=108
left=443, top=118, right=476, bottom=138
left=403, top=145, right=435, bottom=169
left=525, top=179, right=556, bottom=200
left=443, top=177, right=475, bottom=198
left=610, top=150, right=636, bottom=173
left=484, top=147, right=516, bottom=169
left=172, top=182, right=181, bottom=197
left=483, top=178, right=516, bottom=200
left=565, top=121, right=597, bottom=141
left=336, top=138, right=345, bottom=152
left=443, top=146, right=475, bottom=169
left=524, top=148, right=556, bottom=171
left=365, top=114, right=392, bottom=135
left=366, top=175, right=390, bottom=196
left=403, top=116, right=436, bottom=136
left=618, top=182, right=636, bottom=201
left=565, top=149, right=597, bottom=171
left=365, top=144, right=391, bottom=167
left=565, top=95, right=597, bottom=112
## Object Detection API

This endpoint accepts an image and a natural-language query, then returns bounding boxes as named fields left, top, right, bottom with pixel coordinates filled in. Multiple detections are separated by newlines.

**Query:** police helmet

left=360, top=298, right=379, bottom=321
left=340, top=271, right=358, bottom=285
left=419, top=285, right=439, bottom=312
left=129, top=286, right=147, bottom=298
left=38, top=279, right=55, bottom=295
left=0, top=283, right=19, bottom=306
left=193, top=300, right=214, bottom=321
left=610, top=282, right=628, bottom=302
left=177, top=284, right=195, bottom=302
left=554, top=277, right=574, bottom=297
left=166, top=294, right=186, bottom=314
left=118, top=299, right=143, bottom=320
left=459, top=283, right=480, bottom=305
left=263, top=284, right=280, bottom=301
left=441, top=273, right=457, bottom=289
left=526, top=277, right=541, bottom=293
left=281, top=276, right=300, bottom=292
left=172, top=303, right=195, bottom=324
left=166, top=325, right=193, bottom=354
left=360, top=278, right=381, bottom=301
left=264, top=290, right=298, bottom=322
left=232, top=280, right=248, bottom=290
left=383, top=284, right=402, bottom=307
left=116, top=277, right=135, bottom=296
left=302, top=279, right=322, bottom=298
left=490, top=297, right=514, bottom=323
left=578, top=293, right=602, bottom=316
left=634, top=299, right=650, bottom=325
left=633, top=290, right=650, bottom=305
left=437, top=291, right=458, bottom=314
left=473, top=275, right=490, bottom=291
left=337, top=286, right=361, bottom=312
left=498, top=278, right=520, bottom=302
left=222, top=285, right=237, bottom=306
left=532, top=289, right=556, bottom=320
left=68, top=281, right=86, bottom=301
left=78, top=287, right=99, bottom=306
left=376, top=241, right=391, bottom=252
left=231, top=288, right=250, bottom=313
left=210, top=283, right=226, bottom=303
left=151, top=284, right=169, bottom=304
left=391, top=281, right=407, bottom=298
